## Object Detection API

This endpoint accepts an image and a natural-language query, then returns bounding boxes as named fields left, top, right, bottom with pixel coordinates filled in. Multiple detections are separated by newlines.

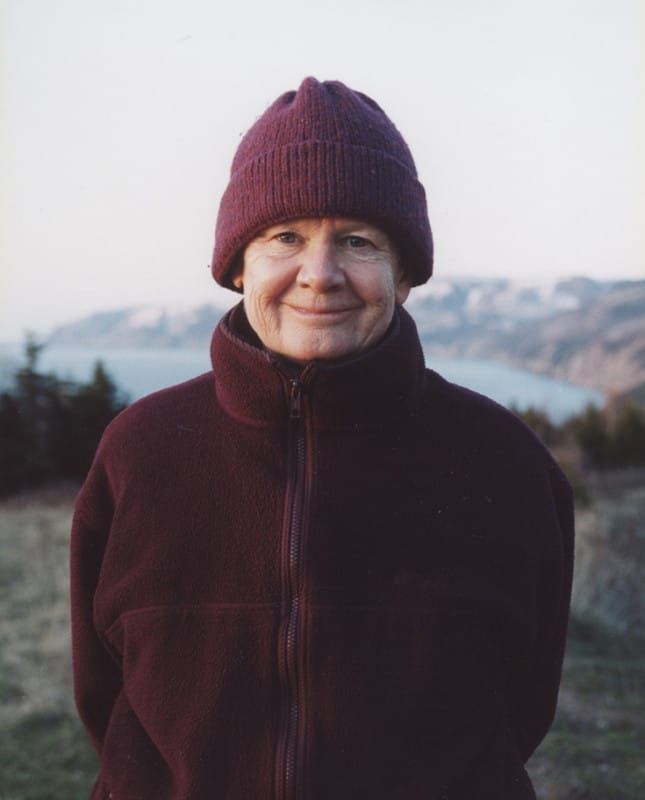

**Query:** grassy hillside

left=1, top=484, right=644, bottom=799
left=528, top=615, right=645, bottom=798
left=0, top=484, right=98, bottom=799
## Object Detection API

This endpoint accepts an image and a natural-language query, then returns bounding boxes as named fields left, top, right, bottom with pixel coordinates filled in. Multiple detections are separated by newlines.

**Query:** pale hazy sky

left=2, top=0, right=643, bottom=340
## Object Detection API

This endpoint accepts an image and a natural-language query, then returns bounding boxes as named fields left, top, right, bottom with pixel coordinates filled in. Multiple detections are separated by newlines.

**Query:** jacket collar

left=210, top=301, right=426, bottom=431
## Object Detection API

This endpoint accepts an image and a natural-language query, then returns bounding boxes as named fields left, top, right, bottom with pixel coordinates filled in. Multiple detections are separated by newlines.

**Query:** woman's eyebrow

left=335, top=224, right=371, bottom=235
left=254, top=228, right=283, bottom=241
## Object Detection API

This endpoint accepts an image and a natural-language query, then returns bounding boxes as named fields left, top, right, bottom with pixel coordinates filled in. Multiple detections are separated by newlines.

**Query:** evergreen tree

left=11, top=335, right=62, bottom=486
left=0, top=392, right=30, bottom=495
left=0, top=337, right=127, bottom=497
left=58, top=361, right=127, bottom=477
left=609, top=402, right=645, bottom=466
left=511, top=405, right=559, bottom=447
left=571, top=404, right=610, bottom=468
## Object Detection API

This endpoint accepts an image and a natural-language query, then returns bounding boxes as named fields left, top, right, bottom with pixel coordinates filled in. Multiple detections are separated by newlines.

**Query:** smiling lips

left=287, top=304, right=359, bottom=317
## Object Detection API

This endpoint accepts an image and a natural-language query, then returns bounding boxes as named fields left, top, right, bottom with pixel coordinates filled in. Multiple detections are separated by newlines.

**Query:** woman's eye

left=346, top=235, right=369, bottom=248
left=275, top=231, right=298, bottom=244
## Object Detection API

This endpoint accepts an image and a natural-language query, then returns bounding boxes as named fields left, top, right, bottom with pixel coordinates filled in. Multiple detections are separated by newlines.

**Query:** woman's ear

left=395, top=268, right=412, bottom=305
left=231, top=257, right=244, bottom=290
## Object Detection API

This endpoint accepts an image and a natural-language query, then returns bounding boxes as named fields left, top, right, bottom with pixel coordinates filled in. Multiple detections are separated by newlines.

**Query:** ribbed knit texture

left=211, top=77, right=433, bottom=290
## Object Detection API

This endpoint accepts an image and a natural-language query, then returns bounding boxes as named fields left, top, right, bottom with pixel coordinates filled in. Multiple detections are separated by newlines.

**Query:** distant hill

left=409, top=279, right=645, bottom=394
left=48, top=302, right=232, bottom=349
left=47, top=277, right=645, bottom=394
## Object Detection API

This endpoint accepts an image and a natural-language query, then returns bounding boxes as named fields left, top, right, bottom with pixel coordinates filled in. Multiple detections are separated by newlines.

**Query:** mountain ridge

left=47, top=277, right=645, bottom=394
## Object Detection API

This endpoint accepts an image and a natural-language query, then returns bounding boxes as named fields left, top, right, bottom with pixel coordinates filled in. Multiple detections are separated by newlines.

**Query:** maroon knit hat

left=211, top=77, right=433, bottom=290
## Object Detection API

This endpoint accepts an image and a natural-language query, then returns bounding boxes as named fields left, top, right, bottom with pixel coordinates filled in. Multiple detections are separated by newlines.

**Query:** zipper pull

left=289, top=378, right=302, bottom=419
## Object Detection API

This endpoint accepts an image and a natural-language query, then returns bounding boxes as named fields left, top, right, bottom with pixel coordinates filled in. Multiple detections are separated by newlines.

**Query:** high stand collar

left=210, top=301, right=427, bottom=431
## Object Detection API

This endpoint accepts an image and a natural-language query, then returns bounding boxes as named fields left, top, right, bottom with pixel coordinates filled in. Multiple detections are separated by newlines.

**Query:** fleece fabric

left=71, top=303, right=574, bottom=800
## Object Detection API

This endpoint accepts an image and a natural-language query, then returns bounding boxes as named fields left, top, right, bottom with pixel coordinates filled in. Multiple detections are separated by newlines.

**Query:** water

left=430, top=356, right=604, bottom=422
left=0, top=342, right=603, bottom=423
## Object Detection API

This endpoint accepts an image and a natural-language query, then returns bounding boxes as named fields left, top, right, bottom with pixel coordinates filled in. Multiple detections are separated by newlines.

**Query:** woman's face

left=233, top=217, right=411, bottom=363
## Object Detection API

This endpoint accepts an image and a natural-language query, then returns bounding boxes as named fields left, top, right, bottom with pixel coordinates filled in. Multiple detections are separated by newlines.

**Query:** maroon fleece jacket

left=70, top=303, right=574, bottom=800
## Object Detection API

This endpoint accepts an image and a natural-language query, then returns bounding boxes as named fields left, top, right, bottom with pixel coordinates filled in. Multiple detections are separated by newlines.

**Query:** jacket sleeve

left=70, top=454, right=123, bottom=755
left=504, top=457, right=575, bottom=763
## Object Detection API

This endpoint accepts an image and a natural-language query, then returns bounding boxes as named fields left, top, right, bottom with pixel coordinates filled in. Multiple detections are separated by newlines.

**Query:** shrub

left=0, top=337, right=127, bottom=497
left=570, top=403, right=610, bottom=468
left=609, top=402, right=645, bottom=466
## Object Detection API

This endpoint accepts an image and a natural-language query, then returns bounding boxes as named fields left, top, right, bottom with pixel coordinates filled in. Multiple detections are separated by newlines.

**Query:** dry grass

left=528, top=615, right=645, bottom=799
left=0, top=483, right=98, bottom=800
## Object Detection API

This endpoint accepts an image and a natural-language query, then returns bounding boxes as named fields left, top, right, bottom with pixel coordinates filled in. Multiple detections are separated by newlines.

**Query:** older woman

left=71, top=78, right=574, bottom=800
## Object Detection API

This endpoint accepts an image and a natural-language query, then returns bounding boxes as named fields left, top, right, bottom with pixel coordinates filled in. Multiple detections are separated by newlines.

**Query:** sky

left=2, top=0, right=643, bottom=341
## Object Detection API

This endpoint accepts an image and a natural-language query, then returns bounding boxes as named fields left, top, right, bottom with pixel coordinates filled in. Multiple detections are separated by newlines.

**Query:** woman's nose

left=296, top=239, right=346, bottom=292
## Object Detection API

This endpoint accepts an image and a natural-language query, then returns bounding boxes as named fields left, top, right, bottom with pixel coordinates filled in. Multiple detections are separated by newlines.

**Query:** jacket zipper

left=279, top=377, right=307, bottom=800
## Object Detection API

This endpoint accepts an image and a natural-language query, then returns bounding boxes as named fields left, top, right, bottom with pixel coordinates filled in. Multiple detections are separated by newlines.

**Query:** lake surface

left=0, top=342, right=603, bottom=423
